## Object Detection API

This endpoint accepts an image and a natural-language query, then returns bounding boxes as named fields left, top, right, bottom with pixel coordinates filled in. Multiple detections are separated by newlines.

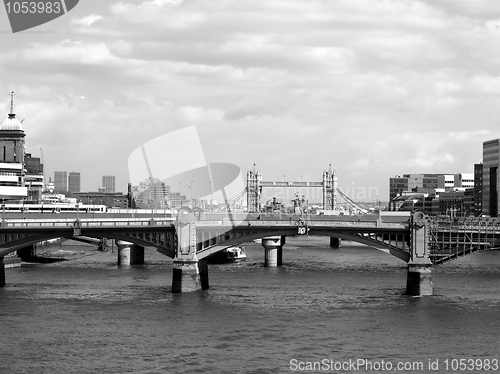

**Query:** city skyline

left=1, top=1, right=499, bottom=200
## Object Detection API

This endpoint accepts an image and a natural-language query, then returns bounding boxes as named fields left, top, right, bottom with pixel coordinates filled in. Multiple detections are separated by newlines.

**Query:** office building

left=24, top=153, right=44, bottom=202
left=54, top=171, right=68, bottom=192
left=389, top=174, right=441, bottom=201
left=483, top=139, right=500, bottom=217
left=102, top=175, right=115, bottom=193
left=73, top=192, right=128, bottom=208
left=68, top=172, right=81, bottom=193
left=474, top=163, right=483, bottom=216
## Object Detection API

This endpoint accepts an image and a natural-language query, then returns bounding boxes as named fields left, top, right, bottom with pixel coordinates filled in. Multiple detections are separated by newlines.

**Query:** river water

left=1, top=236, right=499, bottom=373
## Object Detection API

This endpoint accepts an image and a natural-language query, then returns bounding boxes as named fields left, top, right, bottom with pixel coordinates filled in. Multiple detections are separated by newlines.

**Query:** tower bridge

left=0, top=212, right=499, bottom=296
left=247, top=164, right=338, bottom=213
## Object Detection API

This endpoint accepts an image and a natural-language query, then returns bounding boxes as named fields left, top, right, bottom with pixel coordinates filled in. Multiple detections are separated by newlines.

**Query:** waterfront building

left=437, top=174, right=455, bottom=190
left=0, top=92, right=27, bottom=201
left=24, top=153, right=44, bottom=202
left=73, top=191, right=128, bottom=208
left=438, top=189, right=475, bottom=217
left=389, top=174, right=441, bottom=201
left=102, top=175, right=115, bottom=193
left=454, top=173, right=474, bottom=189
left=474, top=163, right=483, bottom=216
left=54, top=171, right=68, bottom=192
left=169, top=192, right=187, bottom=208
left=482, top=139, right=500, bottom=217
left=132, top=178, right=170, bottom=208
left=68, top=171, right=81, bottom=193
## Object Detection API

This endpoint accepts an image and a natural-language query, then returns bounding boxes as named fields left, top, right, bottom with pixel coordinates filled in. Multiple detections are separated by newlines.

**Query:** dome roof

left=1, top=114, right=23, bottom=131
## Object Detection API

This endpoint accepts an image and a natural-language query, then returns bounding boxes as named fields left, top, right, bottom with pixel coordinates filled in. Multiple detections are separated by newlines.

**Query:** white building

left=0, top=92, right=27, bottom=201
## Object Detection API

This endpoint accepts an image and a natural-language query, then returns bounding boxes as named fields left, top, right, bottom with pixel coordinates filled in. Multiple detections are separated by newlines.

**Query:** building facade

left=483, top=139, right=500, bottom=217
left=73, top=192, right=128, bottom=208
left=68, top=172, right=81, bottom=193
left=102, top=175, right=115, bottom=193
left=54, top=171, right=68, bottom=192
left=474, top=163, right=483, bottom=216
left=24, top=153, right=44, bottom=202
left=389, top=174, right=442, bottom=201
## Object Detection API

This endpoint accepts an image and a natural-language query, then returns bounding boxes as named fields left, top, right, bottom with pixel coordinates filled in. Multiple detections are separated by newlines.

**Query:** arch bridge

left=0, top=212, right=499, bottom=296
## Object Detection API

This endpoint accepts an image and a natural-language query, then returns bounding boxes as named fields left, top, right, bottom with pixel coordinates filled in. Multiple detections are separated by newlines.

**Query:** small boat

left=207, top=246, right=247, bottom=264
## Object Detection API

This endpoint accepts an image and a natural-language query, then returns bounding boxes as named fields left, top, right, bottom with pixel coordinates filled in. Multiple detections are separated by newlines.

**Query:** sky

left=1, top=0, right=500, bottom=203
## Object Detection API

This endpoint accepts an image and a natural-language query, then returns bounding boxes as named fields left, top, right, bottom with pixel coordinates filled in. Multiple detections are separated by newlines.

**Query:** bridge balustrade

left=1, top=218, right=175, bottom=228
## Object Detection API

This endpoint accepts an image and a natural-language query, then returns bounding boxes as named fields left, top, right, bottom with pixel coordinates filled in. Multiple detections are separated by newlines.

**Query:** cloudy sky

left=1, top=0, right=499, bottom=202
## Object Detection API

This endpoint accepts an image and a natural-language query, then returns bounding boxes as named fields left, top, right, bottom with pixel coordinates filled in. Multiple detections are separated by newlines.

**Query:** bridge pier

left=330, top=237, right=341, bottom=248
left=172, top=260, right=201, bottom=293
left=406, top=264, right=433, bottom=296
left=406, top=212, right=433, bottom=296
left=116, top=241, right=145, bottom=265
left=262, top=236, right=286, bottom=267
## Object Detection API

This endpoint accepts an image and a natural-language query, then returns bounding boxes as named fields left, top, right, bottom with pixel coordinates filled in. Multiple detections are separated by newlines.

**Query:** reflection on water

left=1, top=236, right=500, bottom=373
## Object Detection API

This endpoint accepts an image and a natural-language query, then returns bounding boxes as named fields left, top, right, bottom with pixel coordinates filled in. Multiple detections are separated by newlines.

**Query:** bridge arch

left=197, top=229, right=410, bottom=262
left=0, top=232, right=176, bottom=259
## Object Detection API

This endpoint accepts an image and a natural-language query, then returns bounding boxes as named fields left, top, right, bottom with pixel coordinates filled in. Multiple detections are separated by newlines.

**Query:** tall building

left=24, top=153, right=44, bottom=202
left=68, top=172, right=81, bottom=193
left=474, top=163, right=483, bottom=217
left=102, top=175, right=115, bottom=193
left=0, top=92, right=27, bottom=200
left=54, top=171, right=68, bottom=191
left=483, top=139, right=500, bottom=217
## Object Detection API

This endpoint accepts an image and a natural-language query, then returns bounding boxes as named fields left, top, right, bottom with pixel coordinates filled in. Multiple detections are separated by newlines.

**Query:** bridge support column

left=406, top=264, right=432, bottom=296
left=0, top=257, right=5, bottom=287
left=172, top=208, right=203, bottom=293
left=199, top=259, right=209, bottom=290
left=262, top=236, right=285, bottom=267
left=330, top=237, right=341, bottom=248
left=406, top=212, right=433, bottom=296
left=172, top=261, right=202, bottom=293
left=116, top=241, right=145, bottom=265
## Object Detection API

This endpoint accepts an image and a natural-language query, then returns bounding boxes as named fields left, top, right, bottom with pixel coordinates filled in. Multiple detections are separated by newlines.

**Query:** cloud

left=73, top=13, right=103, bottom=26
left=0, top=0, right=499, bottom=199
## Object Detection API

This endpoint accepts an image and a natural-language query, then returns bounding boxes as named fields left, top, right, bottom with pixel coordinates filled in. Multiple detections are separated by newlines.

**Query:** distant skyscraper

left=483, top=139, right=500, bottom=217
left=68, top=172, right=81, bottom=193
left=54, top=171, right=68, bottom=191
left=102, top=175, right=115, bottom=193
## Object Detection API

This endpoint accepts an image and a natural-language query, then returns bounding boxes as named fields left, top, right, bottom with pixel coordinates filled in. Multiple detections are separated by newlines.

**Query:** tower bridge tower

left=246, top=164, right=262, bottom=213
left=322, top=164, right=337, bottom=210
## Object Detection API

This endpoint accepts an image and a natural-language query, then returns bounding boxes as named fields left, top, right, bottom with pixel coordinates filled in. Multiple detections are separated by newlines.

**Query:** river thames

left=1, top=236, right=499, bottom=373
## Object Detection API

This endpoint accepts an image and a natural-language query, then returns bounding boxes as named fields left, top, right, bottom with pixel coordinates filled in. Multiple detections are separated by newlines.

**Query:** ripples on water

left=1, top=236, right=499, bottom=373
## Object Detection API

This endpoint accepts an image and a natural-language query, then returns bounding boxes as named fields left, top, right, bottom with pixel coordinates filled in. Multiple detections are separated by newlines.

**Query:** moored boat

left=207, top=246, right=247, bottom=264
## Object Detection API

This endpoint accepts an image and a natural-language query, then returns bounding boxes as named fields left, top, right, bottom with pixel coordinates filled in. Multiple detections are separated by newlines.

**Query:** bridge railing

left=0, top=217, right=175, bottom=228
